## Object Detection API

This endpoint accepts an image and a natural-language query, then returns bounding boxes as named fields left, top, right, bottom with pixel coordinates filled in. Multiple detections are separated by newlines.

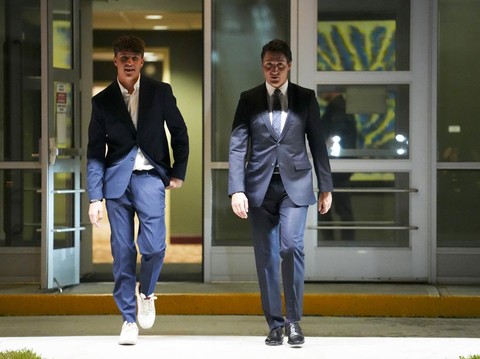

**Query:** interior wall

left=92, top=30, right=203, bottom=241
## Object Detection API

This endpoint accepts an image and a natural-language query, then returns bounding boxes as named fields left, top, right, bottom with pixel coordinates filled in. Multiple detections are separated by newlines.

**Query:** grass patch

left=460, top=356, right=480, bottom=359
left=0, top=349, right=44, bottom=359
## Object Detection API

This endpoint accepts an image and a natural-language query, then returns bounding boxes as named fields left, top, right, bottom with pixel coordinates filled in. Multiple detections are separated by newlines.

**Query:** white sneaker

left=135, top=282, right=157, bottom=329
left=118, top=321, right=138, bottom=345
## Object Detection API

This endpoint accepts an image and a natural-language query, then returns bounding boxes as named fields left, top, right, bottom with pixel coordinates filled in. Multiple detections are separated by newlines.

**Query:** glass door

left=40, top=0, right=82, bottom=289
left=299, top=0, right=431, bottom=281
left=0, top=0, right=81, bottom=288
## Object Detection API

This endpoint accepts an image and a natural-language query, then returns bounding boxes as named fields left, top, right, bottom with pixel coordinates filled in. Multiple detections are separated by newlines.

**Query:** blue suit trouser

left=106, top=171, right=166, bottom=323
left=249, top=174, right=308, bottom=330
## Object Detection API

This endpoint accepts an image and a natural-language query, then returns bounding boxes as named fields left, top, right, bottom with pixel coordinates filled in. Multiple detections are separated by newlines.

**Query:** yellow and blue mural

left=317, top=20, right=405, bottom=158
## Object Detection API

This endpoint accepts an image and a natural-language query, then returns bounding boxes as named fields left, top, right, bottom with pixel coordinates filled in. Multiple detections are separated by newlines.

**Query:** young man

left=87, top=35, right=189, bottom=345
left=228, top=39, right=333, bottom=346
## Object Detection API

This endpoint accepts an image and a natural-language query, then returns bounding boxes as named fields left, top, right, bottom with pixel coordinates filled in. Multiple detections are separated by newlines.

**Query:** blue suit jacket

left=228, top=82, right=333, bottom=207
left=87, top=76, right=189, bottom=200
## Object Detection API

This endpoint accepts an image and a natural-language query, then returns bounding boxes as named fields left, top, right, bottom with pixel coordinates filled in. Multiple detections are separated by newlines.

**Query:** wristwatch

left=89, top=199, right=103, bottom=203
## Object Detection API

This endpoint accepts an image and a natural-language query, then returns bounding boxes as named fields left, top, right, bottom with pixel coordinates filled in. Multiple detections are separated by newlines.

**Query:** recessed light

left=153, top=25, right=168, bottom=30
left=145, top=14, right=163, bottom=20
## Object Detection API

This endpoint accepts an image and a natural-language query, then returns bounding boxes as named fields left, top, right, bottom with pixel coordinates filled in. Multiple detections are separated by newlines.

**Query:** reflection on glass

left=53, top=0, right=73, bottom=69
left=437, top=170, right=480, bottom=247
left=317, top=0, right=410, bottom=71
left=318, top=172, right=410, bottom=247
left=438, top=0, right=480, bottom=162
left=318, top=84, right=409, bottom=159
left=54, top=82, right=73, bottom=148
left=53, top=173, right=74, bottom=249
left=212, top=170, right=250, bottom=246
left=1, top=1, right=41, bottom=161
left=0, top=170, right=41, bottom=247
left=211, top=0, right=289, bottom=162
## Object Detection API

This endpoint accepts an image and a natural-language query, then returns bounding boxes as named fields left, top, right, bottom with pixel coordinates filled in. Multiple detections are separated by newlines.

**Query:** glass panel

left=317, top=0, right=410, bottom=71
left=212, top=169, right=250, bottom=246
left=0, top=0, right=41, bottom=162
left=318, top=172, right=410, bottom=247
left=318, top=84, right=409, bottom=159
left=54, top=82, right=73, bottom=148
left=211, top=0, right=289, bottom=162
left=53, top=172, right=74, bottom=249
left=437, top=0, right=480, bottom=162
left=0, top=170, right=41, bottom=247
left=437, top=170, right=480, bottom=247
left=52, top=0, right=73, bottom=70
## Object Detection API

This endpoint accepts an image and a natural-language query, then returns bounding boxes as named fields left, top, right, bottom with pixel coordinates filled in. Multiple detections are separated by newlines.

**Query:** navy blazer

left=228, top=82, right=333, bottom=207
left=87, top=76, right=189, bottom=200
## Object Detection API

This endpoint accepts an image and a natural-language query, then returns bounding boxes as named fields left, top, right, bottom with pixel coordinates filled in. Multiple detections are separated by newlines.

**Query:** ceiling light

left=145, top=15, right=163, bottom=20
left=153, top=25, right=168, bottom=30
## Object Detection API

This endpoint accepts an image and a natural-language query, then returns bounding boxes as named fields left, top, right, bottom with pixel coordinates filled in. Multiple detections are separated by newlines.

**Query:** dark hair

left=112, top=35, right=145, bottom=56
left=261, top=39, right=292, bottom=63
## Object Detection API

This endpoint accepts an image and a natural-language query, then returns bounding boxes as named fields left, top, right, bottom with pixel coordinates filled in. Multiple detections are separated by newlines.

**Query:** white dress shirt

left=118, top=75, right=154, bottom=171
left=266, top=81, right=289, bottom=133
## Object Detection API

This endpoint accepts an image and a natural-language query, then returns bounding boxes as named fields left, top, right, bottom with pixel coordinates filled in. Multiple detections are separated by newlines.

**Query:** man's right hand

left=88, top=201, right=104, bottom=227
left=231, top=192, right=249, bottom=219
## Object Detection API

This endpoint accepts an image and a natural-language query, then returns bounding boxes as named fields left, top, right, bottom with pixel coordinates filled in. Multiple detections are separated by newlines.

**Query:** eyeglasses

left=263, top=62, right=288, bottom=71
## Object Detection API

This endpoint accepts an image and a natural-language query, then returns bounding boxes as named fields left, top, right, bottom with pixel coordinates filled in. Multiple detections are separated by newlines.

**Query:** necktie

left=272, top=89, right=282, bottom=138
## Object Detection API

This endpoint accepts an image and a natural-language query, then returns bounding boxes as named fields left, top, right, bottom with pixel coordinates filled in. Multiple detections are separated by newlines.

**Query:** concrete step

left=1, top=282, right=480, bottom=317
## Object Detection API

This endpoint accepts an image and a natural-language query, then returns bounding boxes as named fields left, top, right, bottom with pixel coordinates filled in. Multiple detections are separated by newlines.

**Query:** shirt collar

left=117, top=74, right=141, bottom=95
left=266, top=80, right=288, bottom=97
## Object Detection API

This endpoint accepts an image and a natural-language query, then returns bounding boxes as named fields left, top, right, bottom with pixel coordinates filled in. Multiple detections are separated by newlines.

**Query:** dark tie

left=272, top=89, right=282, bottom=138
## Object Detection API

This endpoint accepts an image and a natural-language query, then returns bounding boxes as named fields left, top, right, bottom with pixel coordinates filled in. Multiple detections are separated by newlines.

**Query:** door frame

left=297, top=0, right=433, bottom=281
left=40, top=0, right=83, bottom=289
left=203, top=0, right=434, bottom=283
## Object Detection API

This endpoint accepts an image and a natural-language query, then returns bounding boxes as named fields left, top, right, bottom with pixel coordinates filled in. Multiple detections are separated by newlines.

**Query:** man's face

left=114, top=51, right=144, bottom=83
left=262, top=51, right=291, bottom=88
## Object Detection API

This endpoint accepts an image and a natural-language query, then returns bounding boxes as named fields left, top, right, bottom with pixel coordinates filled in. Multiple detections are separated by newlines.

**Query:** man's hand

left=318, top=191, right=332, bottom=215
left=231, top=192, right=249, bottom=219
left=89, top=201, right=104, bottom=227
left=167, top=177, right=183, bottom=189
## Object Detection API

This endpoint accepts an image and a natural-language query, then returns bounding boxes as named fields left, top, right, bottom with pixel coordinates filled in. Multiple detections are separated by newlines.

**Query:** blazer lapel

left=280, top=84, right=296, bottom=139
left=108, top=81, right=136, bottom=134
left=137, top=76, right=154, bottom=129
left=256, top=85, right=278, bottom=138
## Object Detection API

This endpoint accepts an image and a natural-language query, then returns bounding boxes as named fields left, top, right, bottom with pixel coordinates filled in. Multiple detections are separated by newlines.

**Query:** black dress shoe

left=285, top=322, right=305, bottom=345
left=265, top=326, right=284, bottom=346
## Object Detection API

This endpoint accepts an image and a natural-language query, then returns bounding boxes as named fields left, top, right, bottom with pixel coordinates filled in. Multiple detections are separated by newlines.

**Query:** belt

left=132, top=169, right=157, bottom=175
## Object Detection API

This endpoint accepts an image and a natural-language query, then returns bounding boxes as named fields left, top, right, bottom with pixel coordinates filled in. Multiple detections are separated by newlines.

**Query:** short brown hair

left=261, top=39, right=292, bottom=63
left=112, top=35, right=145, bottom=56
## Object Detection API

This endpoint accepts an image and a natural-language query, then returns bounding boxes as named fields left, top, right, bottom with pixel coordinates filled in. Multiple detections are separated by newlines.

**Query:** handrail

left=308, top=225, right=418, bottom=230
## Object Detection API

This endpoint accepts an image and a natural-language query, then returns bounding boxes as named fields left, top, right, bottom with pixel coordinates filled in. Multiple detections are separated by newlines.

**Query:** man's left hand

left=318, top=191, right=332, bottom=214
left=167, top=177, right=183, bottom=189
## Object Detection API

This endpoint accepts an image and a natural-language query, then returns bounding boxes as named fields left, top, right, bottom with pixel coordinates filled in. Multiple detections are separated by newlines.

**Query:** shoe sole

left=287, top=339, right=305, bottom=345
left=265, top=342, right=283, bottom=346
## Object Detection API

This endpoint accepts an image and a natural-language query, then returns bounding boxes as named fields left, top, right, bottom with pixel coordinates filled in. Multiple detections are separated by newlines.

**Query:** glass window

left=53, top=0, right=73, bottom=70
left=317, top=0, right=410, bottom=71
left=437, top=0, right=480, bottom=163
left=53, top=172, right=74, bottom=249
left=0, top=170, right=42, bottom=247
left=0, top=0, right=41, bottom=162
left=212, top=169, right=250, bottom=246
left=211, top=0, right=289, bottom=162
left=317, top=172, right=411, bottom=247
left=437, top=170, right=480, bottom=247
left=318, top=84, right=410, bottom=159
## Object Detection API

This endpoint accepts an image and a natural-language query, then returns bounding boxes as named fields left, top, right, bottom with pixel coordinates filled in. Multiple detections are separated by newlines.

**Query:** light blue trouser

left=106, top=171, right=166, bottom=323
left=249, top=174, right=307, bottom=330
